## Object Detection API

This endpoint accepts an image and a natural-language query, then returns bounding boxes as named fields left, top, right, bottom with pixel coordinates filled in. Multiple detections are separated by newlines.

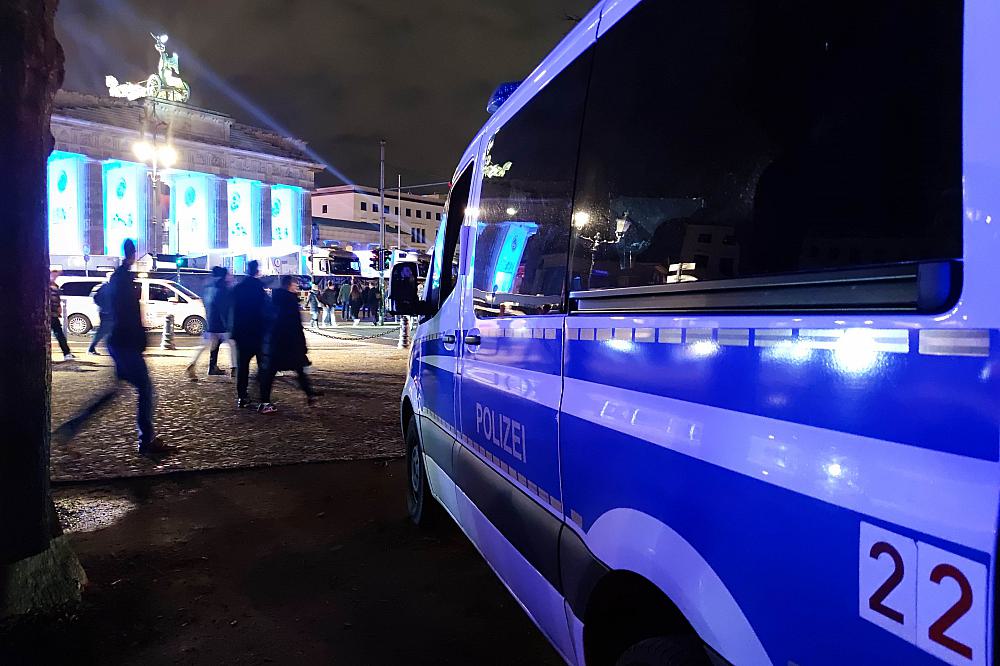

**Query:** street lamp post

left=134, top=104, right=176, bottom=262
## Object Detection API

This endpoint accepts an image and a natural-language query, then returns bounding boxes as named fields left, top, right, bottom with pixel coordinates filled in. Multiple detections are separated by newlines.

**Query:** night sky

left=56, top=0, right=596, bottom=188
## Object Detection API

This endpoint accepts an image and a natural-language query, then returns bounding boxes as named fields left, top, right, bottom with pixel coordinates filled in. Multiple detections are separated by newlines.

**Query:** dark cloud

left=56, top=0, right=596, bottom=187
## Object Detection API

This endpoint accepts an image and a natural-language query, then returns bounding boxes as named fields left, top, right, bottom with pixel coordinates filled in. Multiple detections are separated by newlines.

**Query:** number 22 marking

left=928, top=564, right=973, bottom=660
left=868, top=541, right=905, bottom=624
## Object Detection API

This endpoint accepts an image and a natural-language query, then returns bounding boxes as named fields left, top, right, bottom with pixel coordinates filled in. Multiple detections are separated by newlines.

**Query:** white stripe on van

left=561, top=377, right=998, bottom=553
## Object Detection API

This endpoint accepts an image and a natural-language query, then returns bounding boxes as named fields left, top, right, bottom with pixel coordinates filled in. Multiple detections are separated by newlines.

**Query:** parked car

left=56, top=275, right=207, bottom=335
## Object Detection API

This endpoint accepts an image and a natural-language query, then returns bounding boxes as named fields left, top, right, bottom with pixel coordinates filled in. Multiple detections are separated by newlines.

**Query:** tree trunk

left=0, top=0, right=86, bottom=617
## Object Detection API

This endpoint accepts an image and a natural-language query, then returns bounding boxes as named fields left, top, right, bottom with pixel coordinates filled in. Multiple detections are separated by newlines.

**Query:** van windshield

left=170, top=283, right=200, bottom=300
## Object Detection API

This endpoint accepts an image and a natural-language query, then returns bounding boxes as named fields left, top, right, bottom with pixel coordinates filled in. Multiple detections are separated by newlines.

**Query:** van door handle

left=464, top=334, right=481, bottom=345
left=443, top=333, right=456, bottom=344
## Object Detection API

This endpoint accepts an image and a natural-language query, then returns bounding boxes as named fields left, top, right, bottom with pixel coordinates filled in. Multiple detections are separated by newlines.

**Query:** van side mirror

left=388, top=261, right=423, bottom=315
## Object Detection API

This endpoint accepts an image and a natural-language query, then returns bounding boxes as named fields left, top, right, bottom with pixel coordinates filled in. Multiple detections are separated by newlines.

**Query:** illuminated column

left=83, top=160, right=103, bottom=257
left=143, top=175, right=156, bottom=257
left=213, top=177, right=227, bottom=249
left=256, top=185, right=271, bottom=248
left=299, top=190, right=310, bottom=246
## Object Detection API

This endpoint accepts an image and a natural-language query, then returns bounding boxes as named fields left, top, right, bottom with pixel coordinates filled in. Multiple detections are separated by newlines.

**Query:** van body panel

left=405, top=0, right=999, bottom=663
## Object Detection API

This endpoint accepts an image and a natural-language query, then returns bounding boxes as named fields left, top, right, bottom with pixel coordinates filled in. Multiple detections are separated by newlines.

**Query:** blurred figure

left=306, top=284, right=321, bottom=328
left=360, top=282, right=372, bottom=319
left=320, top=281, right=338, bottom=327
left=186, top=266, right=234, bottom=379
left=338, top=279, right=352, bottom=320
left=369, top=283, right=382, bottom=325
left=49, top=269, right=73, bottom=361
left=87, top=280, right=112, bottom=355
left=349, top=282, right=363, bottom=326
left=54, top=239, right=173, bottom=458
left=257, top=275, right=321, bottom=414
left=230, top=260, right=269, bottom=408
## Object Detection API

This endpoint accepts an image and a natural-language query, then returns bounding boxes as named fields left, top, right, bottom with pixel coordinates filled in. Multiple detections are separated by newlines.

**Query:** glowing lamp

left=133, top=141, right=154, bottom=162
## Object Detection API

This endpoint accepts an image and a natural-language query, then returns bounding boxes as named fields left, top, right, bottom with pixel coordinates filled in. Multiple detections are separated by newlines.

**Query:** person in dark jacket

left=49, top=269, right=73, bottom=360
left=53, top=239, right=173, bottom=458
left=349, top=283, right=363, bottom=324
left=257, top=275, right=321, bottom=413
left=185, top=266, right=234, bottom=379
left=87, top=281, right=112, bottom=355
left=229, top=260, right=270, bottom=408
left=338, top=279, right=352, bottom=319
left=360, top=284, right=372, bottom=319
left=320, top=282, right=338, bottom=327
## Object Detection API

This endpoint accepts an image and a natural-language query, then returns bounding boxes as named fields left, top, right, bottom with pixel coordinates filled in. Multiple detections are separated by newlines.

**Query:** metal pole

left=378, top=139, right=386, bottom=326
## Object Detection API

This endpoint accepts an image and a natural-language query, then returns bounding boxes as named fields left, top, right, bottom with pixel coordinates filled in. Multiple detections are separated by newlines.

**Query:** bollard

left=160, top=313, right=176, bottom=350
left=60, top=296, right=69, bottom=336
left=397, top=316, right=410, bottom=349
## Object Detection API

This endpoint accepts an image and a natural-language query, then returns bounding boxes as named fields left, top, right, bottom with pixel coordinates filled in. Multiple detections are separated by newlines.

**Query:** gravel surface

left=50, top=340, right=409, bottom=483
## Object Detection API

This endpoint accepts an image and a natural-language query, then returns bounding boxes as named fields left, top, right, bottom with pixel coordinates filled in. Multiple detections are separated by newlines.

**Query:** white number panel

left=859, top=522, right=989, bottom=665
left=859, top=522, right=917, bottom=642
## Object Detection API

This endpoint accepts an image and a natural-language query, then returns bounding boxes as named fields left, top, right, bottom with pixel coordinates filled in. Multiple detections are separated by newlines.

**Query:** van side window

left=471, top=51, right=592, bottom=318
left=570, top=0, right=962, bottom=293
left=148, top=284, right=173, bottom=301
left=61, top=281, right=100, bottom=297
left=426, top=164, right=472, bottom=310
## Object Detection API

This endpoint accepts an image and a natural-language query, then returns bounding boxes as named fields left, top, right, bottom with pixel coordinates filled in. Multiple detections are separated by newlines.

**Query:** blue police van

left=388, top=0, right=999, bottom=663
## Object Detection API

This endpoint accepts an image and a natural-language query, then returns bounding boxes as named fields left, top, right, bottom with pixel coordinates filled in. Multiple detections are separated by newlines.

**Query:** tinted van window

left=61, top=281, right=101, bottom=297
left=471, top=51, right=592, bottom=317
left=570, top=0, right=962, bottom=292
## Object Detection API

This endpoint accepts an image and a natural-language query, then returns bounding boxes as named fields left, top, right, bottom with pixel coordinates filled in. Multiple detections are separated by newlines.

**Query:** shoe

left=185, top=366, right=198, bottom=382
left=237, top=398, right=252, bottom=409
left=207, top=367, right=226, bottom=376
left=87, top=349, right=101, bottom=356
left=257, top=402, right=277, bottom=414
left=138, top=437, right=176, bottom=459
left=63, top=353, right=75, bottom=361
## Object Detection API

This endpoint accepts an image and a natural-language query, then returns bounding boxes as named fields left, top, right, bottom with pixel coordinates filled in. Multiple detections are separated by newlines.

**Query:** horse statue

left=105, top=33, right=191, bottom=103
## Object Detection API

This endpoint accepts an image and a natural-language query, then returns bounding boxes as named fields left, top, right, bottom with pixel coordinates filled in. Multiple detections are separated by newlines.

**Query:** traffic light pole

left=378, top=139, right=386, bottom=326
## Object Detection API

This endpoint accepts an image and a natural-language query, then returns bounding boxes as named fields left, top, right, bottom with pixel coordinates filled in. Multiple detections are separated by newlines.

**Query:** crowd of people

left=53, top=243, right=322, bottom=460
left=305, top=278, right=382, bottom=327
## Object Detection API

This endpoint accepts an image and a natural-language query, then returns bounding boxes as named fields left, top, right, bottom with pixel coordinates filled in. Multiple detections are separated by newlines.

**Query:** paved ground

left=51, top=331, right=409, bottom=483
left=1, top=461, right=561, bottom=665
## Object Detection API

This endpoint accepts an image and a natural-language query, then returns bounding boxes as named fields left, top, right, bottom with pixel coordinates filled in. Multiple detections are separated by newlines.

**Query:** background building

left=311, top=185, right=444, bottom=253
left=49, top=90, right=322, bottom=275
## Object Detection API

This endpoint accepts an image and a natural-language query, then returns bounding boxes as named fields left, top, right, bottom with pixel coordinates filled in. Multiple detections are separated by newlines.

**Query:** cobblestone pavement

left=50, top=336, right=409, bottom=483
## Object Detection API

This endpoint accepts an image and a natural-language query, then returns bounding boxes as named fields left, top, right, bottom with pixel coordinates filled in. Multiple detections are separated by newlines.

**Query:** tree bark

left=0, top=0, right=85, bottom=617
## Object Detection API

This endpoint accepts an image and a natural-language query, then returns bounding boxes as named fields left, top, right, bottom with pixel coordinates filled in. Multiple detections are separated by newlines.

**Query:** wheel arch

left=400, top=395, right=415, bottom=440
left=582, top=569, right=699, bottom=666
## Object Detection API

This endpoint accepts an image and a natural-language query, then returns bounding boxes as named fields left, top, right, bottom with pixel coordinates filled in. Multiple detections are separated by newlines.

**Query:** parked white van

left=57, top=275, right=207, bottom=335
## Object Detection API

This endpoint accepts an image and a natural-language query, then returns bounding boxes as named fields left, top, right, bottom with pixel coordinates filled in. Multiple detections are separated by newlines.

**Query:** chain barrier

left=305, top=325, right=401, bottom=342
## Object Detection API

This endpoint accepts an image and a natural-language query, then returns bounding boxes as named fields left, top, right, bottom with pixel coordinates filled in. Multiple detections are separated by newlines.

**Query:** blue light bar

left=486, top=81, right=522, bottom=114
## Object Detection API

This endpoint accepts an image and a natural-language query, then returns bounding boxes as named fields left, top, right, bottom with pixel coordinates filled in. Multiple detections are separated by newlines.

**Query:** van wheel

left=405, top=415, right=439, bottom=527
left=183, top=316, right=206, bottom=336
left=66, top=314, right=92, bottom=336
left=616, top=637, right=710, bottom=666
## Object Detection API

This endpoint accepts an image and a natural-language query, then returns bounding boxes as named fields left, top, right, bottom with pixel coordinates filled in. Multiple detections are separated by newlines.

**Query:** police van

left=389, top=0, right=999, bottom=663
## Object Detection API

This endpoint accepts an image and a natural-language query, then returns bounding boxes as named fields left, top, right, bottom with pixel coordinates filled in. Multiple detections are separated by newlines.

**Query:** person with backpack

left=257, top=275, right=322, bottom=414
left=306, top=284, right=321, bottom=328
left=186, top=266, right=234, bottom=379
left=87, top=281, right=112, bottom=355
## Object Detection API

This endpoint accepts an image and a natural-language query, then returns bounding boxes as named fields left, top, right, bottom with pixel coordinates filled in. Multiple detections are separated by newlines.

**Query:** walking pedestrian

left=87, top=281, right=112, bottom=355
left=369, top=284, right=382, bottom=325
left=257, top=275, right=322, bottom=414
left=53, top=239, right=174, bottom=458
left=186, top=266, right=234, bottom=380
left=49, top=269, right=73, bottom=361
left=230, top=260, right=270, bottom=408
left=338, top=279, right=352, bottom=320
left=306, top=284, right=321, bottom=328
left=320, top=281, right=338, bottom=327
left=360, top=283, right=372, bottom=319
left=349, top=282, right=363, bottom=325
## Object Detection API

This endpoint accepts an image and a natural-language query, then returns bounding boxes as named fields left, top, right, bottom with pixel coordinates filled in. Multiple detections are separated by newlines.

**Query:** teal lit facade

left=168, top=170, right=213, bottom=255
left=270, top=184, right=302, bottom=251
left=102, top=160, right=146, bottom=257
left=47, top=151, right=86, bottom=256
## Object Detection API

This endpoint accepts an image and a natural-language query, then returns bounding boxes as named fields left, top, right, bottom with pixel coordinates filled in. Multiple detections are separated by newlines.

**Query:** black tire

left=616, top=637, right=710, bottom=666
left=66, top=313, right=92, bottom=336
left=183, top=315, right=206, bottom=336
left=405, top=414, right=440, bottom=527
